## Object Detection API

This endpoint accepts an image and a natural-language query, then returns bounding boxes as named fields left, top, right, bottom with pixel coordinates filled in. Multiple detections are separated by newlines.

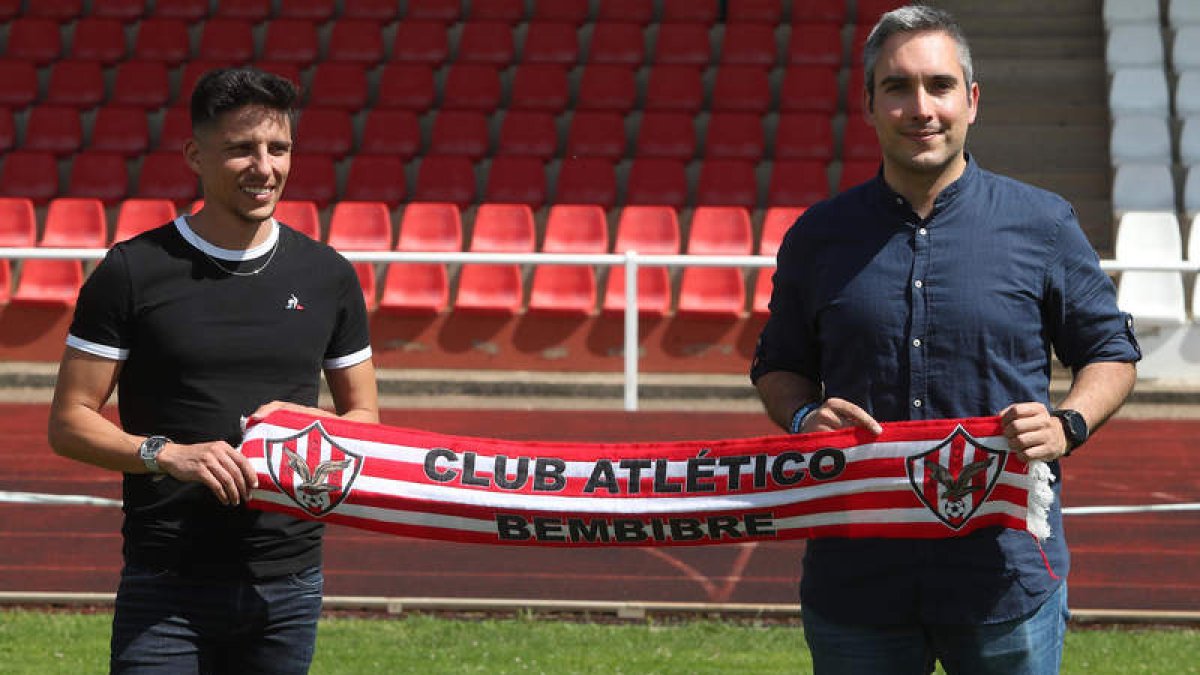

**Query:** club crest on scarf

left=263, top=421, right=363, bottom=517
left=905, top=425, right=1007, bottom=529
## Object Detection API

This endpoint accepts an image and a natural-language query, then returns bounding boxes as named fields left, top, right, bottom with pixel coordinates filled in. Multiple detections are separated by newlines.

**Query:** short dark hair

left=189, top=67, right=299, bottom=132
left=862, top=4, right=974, bottom=110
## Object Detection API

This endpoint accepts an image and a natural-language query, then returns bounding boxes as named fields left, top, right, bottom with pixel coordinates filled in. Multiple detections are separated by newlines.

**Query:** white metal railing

left=0, top=248, right=1192, bottom=409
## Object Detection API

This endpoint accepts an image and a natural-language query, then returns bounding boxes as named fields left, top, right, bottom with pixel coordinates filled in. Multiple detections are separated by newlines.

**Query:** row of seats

left=0, top=196, right=804, bottom=317
left=1113, top=210, right=1200, bottom=325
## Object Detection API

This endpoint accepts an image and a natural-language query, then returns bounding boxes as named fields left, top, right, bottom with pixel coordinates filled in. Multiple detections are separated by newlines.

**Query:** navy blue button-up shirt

left=751, top=157, right=1140, bottom=625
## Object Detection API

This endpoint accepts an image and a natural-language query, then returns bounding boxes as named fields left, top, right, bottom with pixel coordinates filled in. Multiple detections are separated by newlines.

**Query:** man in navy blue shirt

left=752, top=5, right=1140, bottom=674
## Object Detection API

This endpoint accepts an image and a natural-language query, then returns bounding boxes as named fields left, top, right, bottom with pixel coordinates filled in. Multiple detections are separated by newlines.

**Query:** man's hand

left=155, top=441, right=259, bottom=506
left=999, top=403, right=1069, bottom=462
left=801, top=397, right=884, bottom=435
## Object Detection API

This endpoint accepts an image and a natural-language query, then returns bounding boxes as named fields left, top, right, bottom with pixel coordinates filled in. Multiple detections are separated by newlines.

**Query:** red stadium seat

left=603, top=205, right=680, bottom=316
left=110, top=61, right=172, bottom=109
left=508, top=63, right=571, bottom=112
left=92, top=0, right=146, bottom=19
left=414, top=156, right=477, bottom=209
left=342, top=0, right=401, bottom=20
left=695, top=159, right=759, bottom=208
left=284, top=154, right=337, bottom=208
left=838, top=159, right=879, bottom=192
left=297, top=108, right=354, bottom=159
left=326, top=20, right=386, bottom=64
left=643, top=65, right=704, bottom=113
left=375, top=64, right=437, bottom=111
left=528, top=204, right=608, bottom=316
left=0, top=151, right=60, bottom=203
left=624, top=158, right=688, bottom=209
left=261, top=20, right=320, bottom=66
left=341, top=155, right=408, bottom=208
left=661, top=0, right=718, bottom=23
left=767, top=159, right=828, bottom=206
left=273, top=200, right=322, bottom=240
left=380, top=202, right=463, bottom=315
left=720, top=23, right=778, bottom=66
left=576, top=64, right=638, bottom=112
left=778, top=65, right=840, bottom=113
left=855, top=0, right=907, bottom=24
left=43, top=197, right=108, bottom=247
left=70, top=18, right=128, bottom=64
left=151, top=0, right=209, bottom=20
left=135, top=152, right=199, bottom=203
left=530, top=0, right=590, bottom=24
left=469, top=0, right=524, bottom=22
left=521, top=21, right=579, bottom=64
left=68, top=152, right=129, bottom=204
left=177, top=60, right=239, bottom=108
left=704, top=112, right=764, bottom=160
left=792, top=0, right=847, bottom=23
left=406, top=0, right=462, bottom=22
left=327, top=201, right=395, bottom=310
left=358, top=109, right=422, bottom=158
left=752, top=205, right=805, bottom=315
left=587, top=22, right=645, bottom=65
left=554, top=158, right=618, bottom=208
left=306, top=63, right=370, bottom=110
left=457, top=20, right=516, bottom=65
left=842, top=115, right=880, bottom=160
left=710, top=65, right=771, bottom=113
left=595, top=0, right=656, bottom=24
left=251, top=62, right=303, bottom=91
left=277, top=0, right=336, bottom=20
left=197, top=19, right=255, bottom=64
left=0, top=60, right=39, bottom=108
left=635, top=112, right=696, bottom=160
left=4, top=18, right=62, bottom=65
left=440, top=64, right=503, bottom=111
left=726, top=0, right=783, bottom=23
left=786, top=24, right=844, bottom=67
left=213, top=0, right=271, bottom=21
left=496, top=111, right=559, bottom=159
left=0, top=108, right=13, bottom=153
left=44, top=60, right=106, bottom=109
left=132, top=19, right=190, bottom=65
left=653, top=23, right=712, bottom=66
left=565, top=111, right=627, bottom=160
left=13, top=259, right=83, bottom=305
left=0, top=0, right=20, bottom=19
left=484, top=156, right=548, bottom=206
left=25, top=0, right=81, bottom=21
left=0, top=196, right=35, bottom=301
left=429, top=110, right=491, bottom=159
left=24, top=106, right=83, bottom=156
left=391, top=21, right=450, bottom=64
left=677, top=205, right=753, bottom=318
left=113, top=198, right=177, bottom=243
left=156, top=107, right=192, bottom=153
left=456, top=203, right=535, bottom=315
left=774, top=113, right=835, bottom=162
left=846, top=66, right=868, bottom=113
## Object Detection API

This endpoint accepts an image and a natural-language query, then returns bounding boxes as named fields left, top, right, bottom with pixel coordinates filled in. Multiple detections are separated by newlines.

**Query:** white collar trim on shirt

left=173, top=215, right=280, bottom=262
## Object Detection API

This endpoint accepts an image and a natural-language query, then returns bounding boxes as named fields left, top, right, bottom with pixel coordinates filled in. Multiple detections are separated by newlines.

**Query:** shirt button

left=912, top=338, right=922, bottom=347
left=913, top=399, right=923, bottom=408
left=918, top=228, right=928, bottom=236
left=895, top=197, right=904, bottom=205
left=914, top=279, right=923, bottom=289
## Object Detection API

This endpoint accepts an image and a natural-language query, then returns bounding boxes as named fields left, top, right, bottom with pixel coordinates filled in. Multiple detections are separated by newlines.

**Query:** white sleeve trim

left=324, top=345, right=372, bottom=370
left=65, top=334, right=128, bottom=361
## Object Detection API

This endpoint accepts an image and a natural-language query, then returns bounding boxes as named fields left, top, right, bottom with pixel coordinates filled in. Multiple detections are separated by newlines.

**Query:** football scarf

left=240, top=411, right=1054, bottom=547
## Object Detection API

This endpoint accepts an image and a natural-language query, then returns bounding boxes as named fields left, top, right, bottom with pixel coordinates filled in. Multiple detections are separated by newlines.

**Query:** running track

left=3, top=404, right=1197, bottom=612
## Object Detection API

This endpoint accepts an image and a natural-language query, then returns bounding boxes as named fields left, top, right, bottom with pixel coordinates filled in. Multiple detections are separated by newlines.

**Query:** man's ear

left=183, top=137, right=201, bottom=175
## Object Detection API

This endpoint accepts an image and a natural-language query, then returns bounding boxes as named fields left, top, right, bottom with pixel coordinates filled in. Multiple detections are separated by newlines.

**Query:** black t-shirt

left=68, top=217, right=372, bottom=578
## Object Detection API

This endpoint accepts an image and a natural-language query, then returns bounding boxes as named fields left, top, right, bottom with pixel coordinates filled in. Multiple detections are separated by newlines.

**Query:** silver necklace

left=200, top=236, right=280, bottom=277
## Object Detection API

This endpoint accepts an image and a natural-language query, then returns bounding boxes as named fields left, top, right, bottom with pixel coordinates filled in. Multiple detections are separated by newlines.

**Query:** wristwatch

left=1051, top=409, right=1088, bottom=455
left=138, top=435, right=171, bottom=473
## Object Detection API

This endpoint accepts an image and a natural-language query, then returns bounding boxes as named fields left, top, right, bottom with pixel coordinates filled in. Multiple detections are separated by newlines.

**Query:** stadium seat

left=326, top=19, right=386, bottom=64
left=643, top=65, right=705, bottom=112
left=530, top=0, right=590, bottom=24
left=277, top=0, right=336, bottom=20
left=508, top=63, right=571, bottom=112
left=587, top=22, right=646, bottom=65
left=1106, top=24, right=1164, bottom=71
left=752, top=206, right=805, bottom=315
left=4, top=18, right=62, bottom=65
left=1111, top=115, right=1172, bottom=165
left=273, top=200, right=322, bottom=240
left=306, top=63, right=370, bottom=111
left=70, top=17, right=128, bottom=64
left=456, top=203, right=536, bottom=315
left=837, top=159, right=879, bottom=192
left=660, top=0, right=717, bottom=22
left=391, top=22, right=451, bottom=64
left=625, top=158, right=688, bottom=208
left=774, top=113, right=835, bottom=162
left=414, top=156, right=478, bottom=209
left=1109, top=67, right=1171, bottom=116
left=441, top=64, right=503, bottom=110
left=484, top=156, right=548, bottom=206
left=554, top=158, right=619, bottom=208
left=197, top=19, right=256, bottom=64
left=135, top=152, right=198, bottom=203
left=528, top=205, right=608, bottom=316
left=24, top=106, right=83, bottom=156
left=711, top=65, right=772, bottom=112
left=1181, top=117, right=1200, bottom=167
left=565, top=111, right=627, bottom=159
left=842, top=116, right=881, bottom=160
left=855, top=0, right=908, bottom=24
left=521, top=21, right=580, bottom=64
left=297, top=108, right=354, bottom=159
left=327, top=201, right=395, bottom=310
left=212, top=0, right=271, bottom=21
left=767, top=160, right=829, bottom=206
left=1113, top=164, right=1176, bottom=213
left=44, top=60, right=106, bottom=109
left=595, top=0, right=656, bottom=25
left=576, top=65, right=638, bottom=112
left=726, top=0, right=784, bottom=23
left=92, top=0, right=144, bottom=19
left=677, top=206, right=753, bottom=319
left=342, top=0, right=401, bottom=20
left=720, top=23, right=778, bottom=66
left=778, top=66, right=840, bottom=113
left=603, top=205, right=680, bottom=316
left=429, top=110, right=492, bottom=159
left=380, top=202, right=463, bottom=315
left=260, top=20, right=320, bottom=66
left=457, top=20, right=516, bottom=65
left=695, top=159, right=759, bottom=208
left=89, top=107, right=150, bottom=157
left=132, top=18, right=191, bottom=65
left=68, top=152, right=129, bottom=204
left=635, top=112, right=697, bottom=160
left=407, top=0, right=463, bottom=22
left=0, top=108, right=13, bottom=153
left=704, top=112, right=764, bottom=160
left=1172, top=0, right=1200, bottom=26
left=1175, top=26, right=1200, bottom=73
left=113, top=198, right=177, bottom=243
left=283, top=154, right=337, bottom=208
left=0, top=151, right=59, bottom=203
left=375, top=64, right=437, bottom=111
left=652, top=22, right=712, bottom=65
left=358, top=109, right=422, bottom=158
left=1103, top=0, right=1160, bottom=26
left=0, top=197, right=35, bottom=303
left=156, top=107, right=191, bottom=152
left=1175, top=70, right=1200, bottom=117
left=14, top=197, right=106, bottom=306
left=151, top=0, right=209, bottom=20
left=110, top=61, right=172, bottom=109
left=785, top=23, right=843, bottom=67
left=496, top=111, right=559, bottom=159
left=25, top=0, right=82, bottom=20
left=791, top=0, right=846, bottom=23
left=469, top=0, right=524, bottom=22
left=0, top=60, right=39, bottom=108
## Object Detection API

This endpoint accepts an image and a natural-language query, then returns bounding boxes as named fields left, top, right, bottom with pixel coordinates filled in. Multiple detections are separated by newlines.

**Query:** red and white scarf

left=240, top=411, right=1053, bottom=547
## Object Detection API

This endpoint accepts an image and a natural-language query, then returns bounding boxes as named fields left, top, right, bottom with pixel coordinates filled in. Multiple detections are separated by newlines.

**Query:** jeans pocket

left=284, top=566, right=324, bottom=592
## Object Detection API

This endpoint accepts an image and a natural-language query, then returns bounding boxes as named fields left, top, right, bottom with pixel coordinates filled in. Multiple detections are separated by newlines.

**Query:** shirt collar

left=867, top=153, right=980, bottom=216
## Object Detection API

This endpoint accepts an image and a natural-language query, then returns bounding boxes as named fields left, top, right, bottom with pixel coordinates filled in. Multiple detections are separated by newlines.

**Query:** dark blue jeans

left=802, top=583, right=1069, bottom=675
left=110, top=563, right=324, bottom=675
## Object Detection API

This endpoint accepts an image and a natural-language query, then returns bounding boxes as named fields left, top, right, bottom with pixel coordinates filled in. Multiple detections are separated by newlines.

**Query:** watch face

left=1058, top=410, right=1087, bottom=443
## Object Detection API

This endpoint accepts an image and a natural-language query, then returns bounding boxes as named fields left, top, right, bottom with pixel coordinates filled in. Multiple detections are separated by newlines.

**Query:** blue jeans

left=802, top=583, right=1069, bottom=675
left=110, top=563, right=324, bottom=675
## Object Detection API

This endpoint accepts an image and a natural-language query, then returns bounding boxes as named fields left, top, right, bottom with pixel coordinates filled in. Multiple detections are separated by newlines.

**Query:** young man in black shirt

left=48, top=68, right=379, bottom=674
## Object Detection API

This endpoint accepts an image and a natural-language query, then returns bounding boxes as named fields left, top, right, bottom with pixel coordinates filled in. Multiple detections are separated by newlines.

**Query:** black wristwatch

left=1051, top=409, right=1088, bottom=456
left=138, top=435, right=171, bottom=473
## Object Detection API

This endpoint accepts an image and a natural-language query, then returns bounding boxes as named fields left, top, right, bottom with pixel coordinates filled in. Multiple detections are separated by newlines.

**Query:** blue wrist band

left=789, top=401, right=821, bottom=434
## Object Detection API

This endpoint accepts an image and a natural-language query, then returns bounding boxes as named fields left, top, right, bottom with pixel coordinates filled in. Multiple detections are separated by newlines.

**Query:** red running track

left=5, top=405, right=1198, bottom=611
